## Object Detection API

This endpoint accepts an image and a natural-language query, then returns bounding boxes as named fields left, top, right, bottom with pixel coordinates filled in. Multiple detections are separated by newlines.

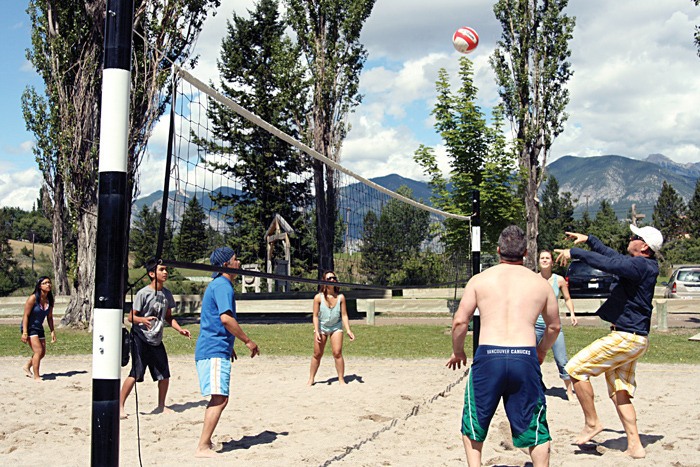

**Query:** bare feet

left=120, top=410, right=128, bottom=420
left=307, top=380, right=315, bottom=387
left=194, top=446, right=218, bottom=458
left=566, top=390, right=575, bottom=401
left=575, top=423, right=604, bottom=444
left=194, top=448, right=218, bottom=458
left=625, top=445, right=646, bottom=458
left=22, top=363, right=33, bottom=378
left=338, top=377, right=346, bottom=385
left=151, top=406, right=174, bottom=415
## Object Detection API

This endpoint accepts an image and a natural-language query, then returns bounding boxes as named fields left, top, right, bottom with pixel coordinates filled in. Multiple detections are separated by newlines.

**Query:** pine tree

left=201, top=0, right=312, bottom=268
left=177, top=197, right=208, bottom=262
left=685, top=179, right=700, bottom=238
left=653, top=181, right=686, bottom=242
left=130, top=205, right=174, bottom=267
left=590, top=200, right=627, bottom=252
left=538, top=175, right=576, bottom=251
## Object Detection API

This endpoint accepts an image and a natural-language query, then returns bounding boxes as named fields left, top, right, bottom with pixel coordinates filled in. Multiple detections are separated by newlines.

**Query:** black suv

left=565, top=260, right=617, bottom=299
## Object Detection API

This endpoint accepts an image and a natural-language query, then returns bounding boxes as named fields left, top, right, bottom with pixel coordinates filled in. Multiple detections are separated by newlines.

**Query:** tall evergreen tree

left=414, top=58, right=523, bottom=253
left=685, top=179, right=700, bottom=238
left=130, top=205, right=174, bottom=267
left=286, top=0, right=376, bottom=276
left=490, top=0, right=575, bottom=268
left=538, top=175, right=575, bottom=251
left=177, top=197, right=208, bottom=262
left=590, top=200, right=626, bottom=252
left=201, top=0, right=312, bottom=267
left=653, top=181, right=686, bottom=242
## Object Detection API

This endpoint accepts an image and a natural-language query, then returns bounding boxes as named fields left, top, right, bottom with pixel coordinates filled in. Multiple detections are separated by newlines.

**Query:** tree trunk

left=313, top=159, right=331, bottom=277
left=61, top=206, right=97, bottom=328
left=522, top=146, right=540, bottom=270
left=47, top=181, right=70, bottom=295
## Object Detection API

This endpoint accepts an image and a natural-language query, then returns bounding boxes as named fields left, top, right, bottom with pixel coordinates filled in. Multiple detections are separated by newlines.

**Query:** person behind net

left=307, top=271, right=355, bottom=386
left=555, top=224, right=663, bottom=459
left=21, top=276, right=56, bottom=381
left=119, top=259, right=191, bottom=419
left=195, top=247, right=259, bottom=458
left=447, top=225, right=561, bottom=467
left=536, top=249, right=577, bottom=400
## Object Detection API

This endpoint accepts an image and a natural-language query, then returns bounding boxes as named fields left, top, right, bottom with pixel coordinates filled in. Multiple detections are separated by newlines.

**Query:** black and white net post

left=471, top=190, right=481, bottom=357
left=92, top=1, right=133, bottom=465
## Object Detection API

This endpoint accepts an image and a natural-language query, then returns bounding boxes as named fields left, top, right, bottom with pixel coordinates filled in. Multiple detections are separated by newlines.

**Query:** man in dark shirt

left=555, top=224, right=662, bottom=459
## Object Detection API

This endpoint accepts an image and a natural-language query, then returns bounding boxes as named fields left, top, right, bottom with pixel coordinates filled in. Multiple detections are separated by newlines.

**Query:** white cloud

left=0, top=168, right=41, bottom=210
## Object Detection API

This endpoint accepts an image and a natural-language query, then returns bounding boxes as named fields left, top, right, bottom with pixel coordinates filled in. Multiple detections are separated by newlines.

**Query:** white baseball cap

left=629, top=224, right=663, bottom=253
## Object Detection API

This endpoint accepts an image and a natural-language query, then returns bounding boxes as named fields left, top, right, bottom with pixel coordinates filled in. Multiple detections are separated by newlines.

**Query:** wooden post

left=367, top=299, right=375, bottom=325
left=656, top=299, right=668, bottom=331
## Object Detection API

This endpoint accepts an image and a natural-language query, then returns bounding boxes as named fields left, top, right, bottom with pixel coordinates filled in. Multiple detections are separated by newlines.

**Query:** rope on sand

left=318, top=368, right=470, bottom=466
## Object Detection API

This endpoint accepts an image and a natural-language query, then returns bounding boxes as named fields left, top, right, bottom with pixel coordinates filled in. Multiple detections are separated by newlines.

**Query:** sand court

left=1, top=355, right=699, bottom=466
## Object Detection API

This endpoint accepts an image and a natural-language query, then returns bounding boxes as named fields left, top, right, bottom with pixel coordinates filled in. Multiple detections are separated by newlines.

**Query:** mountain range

left=134, top=154, right=699, bottom=227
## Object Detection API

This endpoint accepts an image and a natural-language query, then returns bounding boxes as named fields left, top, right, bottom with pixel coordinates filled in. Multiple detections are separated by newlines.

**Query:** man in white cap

left=194, top=247, right=259, bottom=458
left=555, top=224, right=663, bottom=459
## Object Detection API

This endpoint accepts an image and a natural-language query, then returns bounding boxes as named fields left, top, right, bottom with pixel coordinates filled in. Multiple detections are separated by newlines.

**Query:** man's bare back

left=466, top=264, right=559, bottom=347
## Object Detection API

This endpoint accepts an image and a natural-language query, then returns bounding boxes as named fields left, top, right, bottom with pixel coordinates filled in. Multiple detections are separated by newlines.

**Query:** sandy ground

left=1, top=354, right=699, bottom=466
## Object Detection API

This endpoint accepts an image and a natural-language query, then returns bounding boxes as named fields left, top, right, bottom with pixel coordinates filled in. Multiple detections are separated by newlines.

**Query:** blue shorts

left=462, top=345, right=551, bottom=448
left=21, top=324, right=45, bottom=339
left=196, top=358, right=231, bottom=397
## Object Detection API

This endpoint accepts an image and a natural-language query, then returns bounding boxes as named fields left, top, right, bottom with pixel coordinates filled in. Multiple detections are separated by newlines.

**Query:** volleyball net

left=152, top=66, right=473, bottom=292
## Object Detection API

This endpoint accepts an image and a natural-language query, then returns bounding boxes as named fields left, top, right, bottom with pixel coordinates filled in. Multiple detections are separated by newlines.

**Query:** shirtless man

left=447, top=225, right=561, bottom=467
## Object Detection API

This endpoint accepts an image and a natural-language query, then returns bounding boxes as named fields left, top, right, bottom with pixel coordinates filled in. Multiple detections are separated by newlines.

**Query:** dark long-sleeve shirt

left=571, top=235, right=658, bottom=335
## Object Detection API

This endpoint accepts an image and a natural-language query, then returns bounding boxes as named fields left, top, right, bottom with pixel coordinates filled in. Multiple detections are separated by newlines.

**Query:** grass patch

left=1, top=323, right=697, bottom=363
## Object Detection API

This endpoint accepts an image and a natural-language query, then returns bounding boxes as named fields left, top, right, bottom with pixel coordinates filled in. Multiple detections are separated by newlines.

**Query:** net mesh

left=153, top=66, right=473, bottom=292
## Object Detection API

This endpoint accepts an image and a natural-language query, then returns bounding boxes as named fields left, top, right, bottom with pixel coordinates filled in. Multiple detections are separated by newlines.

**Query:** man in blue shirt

left=555, top=224, right=663, bottom=459
left=194, top=247, right=259, bottom=458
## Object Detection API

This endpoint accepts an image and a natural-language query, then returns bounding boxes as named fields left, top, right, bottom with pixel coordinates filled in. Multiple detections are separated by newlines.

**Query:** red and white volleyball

left=452, top=26, right=479, bottom=54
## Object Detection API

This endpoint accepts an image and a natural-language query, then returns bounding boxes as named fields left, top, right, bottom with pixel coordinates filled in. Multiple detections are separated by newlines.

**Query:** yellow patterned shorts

left=565, top=331, right=649, bottom=398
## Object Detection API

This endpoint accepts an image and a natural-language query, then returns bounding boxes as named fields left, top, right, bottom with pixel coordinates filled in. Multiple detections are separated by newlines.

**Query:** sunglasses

left=629, top=234, right=644, bottom=242
left=326, top=276, right=338, bottom=281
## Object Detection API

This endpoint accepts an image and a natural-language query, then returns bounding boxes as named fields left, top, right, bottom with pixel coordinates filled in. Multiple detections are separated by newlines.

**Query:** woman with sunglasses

left=20, top=276, right=56, bottom=380
left=307, top=271, right=355, bottom=386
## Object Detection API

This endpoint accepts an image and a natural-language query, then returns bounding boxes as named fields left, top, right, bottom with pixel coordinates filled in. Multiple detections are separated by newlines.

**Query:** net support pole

left=91, top=1, right=134, bottom=465
left=471, top=190, right=481, bottom=357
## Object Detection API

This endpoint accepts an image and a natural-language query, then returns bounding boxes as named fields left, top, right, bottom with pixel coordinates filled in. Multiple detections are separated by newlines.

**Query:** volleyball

left=452, top=27, right=479, bottom=54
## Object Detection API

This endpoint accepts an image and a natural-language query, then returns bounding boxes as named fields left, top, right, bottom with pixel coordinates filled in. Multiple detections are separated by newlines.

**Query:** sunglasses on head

left=629, top=234, right=644, bottom=242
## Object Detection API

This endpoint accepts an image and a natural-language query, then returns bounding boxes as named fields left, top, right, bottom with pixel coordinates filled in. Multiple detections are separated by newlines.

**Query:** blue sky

left=2, top=0, right=700, bottom=210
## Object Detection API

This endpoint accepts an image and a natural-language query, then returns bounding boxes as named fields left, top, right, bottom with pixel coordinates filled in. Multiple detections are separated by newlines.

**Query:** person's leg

left=155, top=378, right=172, bottom=413
left=528, top=441, right=551, bottom=467
left=329, top=331, right=345, bottom=384
left=195, top=395, right=229, bottom=458
left=307, top=333, right=327, bottom=386
left=611, top=390, right=645, bottom=458
left=550, top=331, right=574, bottom=399
left=462, top=436, right=483, bottom=466
left=119, top=376, right=136, bottom=419
left=29, top=336, right=45, bottom=381
left=571, top=377, right=603, bottom=444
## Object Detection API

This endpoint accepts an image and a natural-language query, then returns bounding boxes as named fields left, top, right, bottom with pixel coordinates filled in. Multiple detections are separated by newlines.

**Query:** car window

left=568, top=262, right=609, bottom=277
left=677, top=270, right=700, bottom=283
